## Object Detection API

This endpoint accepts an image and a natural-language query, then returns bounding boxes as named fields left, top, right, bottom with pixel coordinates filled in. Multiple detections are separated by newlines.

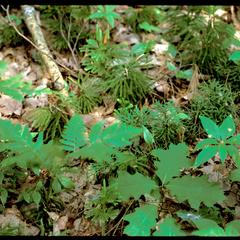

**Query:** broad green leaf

left=153, top=143, right=191, bottom=183
left=192, top=227, right=225, bottom=236
left=139, top=22, right=159, bottom=32
left=194, top=146, right=218, bottom=167
left=229, top=50, right=240, bottom=64
left=219, top=115, right=235, bottom=140
left=225, top=220, right=240, bottom=235
left=102, top=123, right=141, bottom=148
left=114, top=171, right=157, bottom=201
left=176, top=69, right=193, bottom=80
left=142, top=126, right=154, bottom=144
left=51, top=178, right=62, bottom=193
left=0, top=173, right=4, bottom=184
left=22, top=191, right=31, bottom=203
left=124, top=204, right=158, bottom=236
left=0, top=61, right=7, bottom=75
left=153, top=216, right=185, bottom=236
left=192, top=219, right=239, bottom=236
left=177, top=113, right=190, bottom=120
left=70, top=142, right=116, bottom=163
left=218, top=146, right=228, bottom=163
left=167, top=62, right=177, bottom=71
left=226, top=145, right=239, bottom=164
left=227, top=134, right=240, bottom=145
left=0, top=188, right=8, bottom=205
left=167, top=44, right=177, bottom=58
left=199, top=116, right=220, bottom=139
left=193, top=218, right=220, bottom=229
left=195, top=138, right=218, bottom=150
left=61, top=114, right=87, bottom=151
left=31, top=191, right=41, bottom=206
left=96, top=24, right=103, bottom=43
left=167, top=175, right=225, bottom=209
left=229, top=168, right=240, bottom=182
left=58, top=176, right=75, bottom=189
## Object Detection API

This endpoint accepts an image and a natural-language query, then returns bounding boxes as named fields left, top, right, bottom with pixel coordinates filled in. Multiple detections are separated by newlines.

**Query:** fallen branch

left=20, top=5, right=68, bottom=96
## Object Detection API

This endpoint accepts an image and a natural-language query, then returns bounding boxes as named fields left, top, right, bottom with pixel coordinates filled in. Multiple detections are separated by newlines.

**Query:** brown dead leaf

left=0, top=95, right=22, bottom=116
left=0, top=207, right=39, bottom=236
left=57, top=216, right=68, bottom=231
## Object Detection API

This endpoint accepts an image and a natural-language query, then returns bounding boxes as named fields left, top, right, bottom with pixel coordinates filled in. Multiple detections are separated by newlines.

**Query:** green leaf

left=22, top=191, right=31, bottom=203
left=152, top=143, right=191, bottom=183
left=31, top=191, right=41, bottom=206
left=113, top=171, right=157, bottom=201
left=199, top=116, right=220, bottom=139
left=225, top=220, right=240, bottom=235
left=218, top=146, right=228, bottom=163
left=226, top=145, right=239, bottom=163
left=51, top=178, right=62, bottom=193
left=124, top=204, right=158, bottom=236
left=58, top=176, right=75, bottom=189
left=142, top=126, right=154, bottom=144
left=89, top=120, right=105, bottom=143
left=194, top=146, right=218, bottom=167
left=153, top=216, right=185, bottom=236
left=167, top=44, right=177, bottom=58
left=70, top=142, right=116, bottom=163
left=219, top=115, right=235, bottom=140
left=229, top=50, right=240, bottom=64
left=139, top=21, right=159, bottom=32
left=227, top=135, right=240, bottom=145
left=191, top=218, right=235, bottom=236
left=167, top=175, right=225, bottom=209
left=229, top=168, right=240, bottom=182
left=0, top=61, right=7, bottom=75
left=176, top=69, right=193, bottom=80
left=177, top=113, right=190, bottom=120
left=0, top=188, right=8, bottom=205
left=167, top=62, right=177, bottom=71
left=195, top=138, right=218, bottom=150
left=61, top=114, right=87, bottom=151
left=96, top=24, right=103, bottom=43
left=102, top=123, right=141, bottom=148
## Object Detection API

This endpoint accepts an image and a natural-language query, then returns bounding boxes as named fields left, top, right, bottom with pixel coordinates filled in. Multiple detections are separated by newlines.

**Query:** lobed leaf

left=167, top=175, right=225, bottom=210
left=153, top=143, right=191, bottom=183
left=124, top=204, right=158, bottom=236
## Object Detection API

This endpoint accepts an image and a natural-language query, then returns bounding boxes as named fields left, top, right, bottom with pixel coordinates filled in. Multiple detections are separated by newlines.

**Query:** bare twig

left=59, top=14, right=80, bottom=70
left=1, top=5, right=78, bottom=78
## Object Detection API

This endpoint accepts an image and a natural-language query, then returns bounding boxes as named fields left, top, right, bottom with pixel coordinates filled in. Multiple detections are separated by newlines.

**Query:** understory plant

left=186, top=80, right=238, bottom=140
left=163, top=6, right=240, bottom=76
left=116, top=101, right=189, bottom=148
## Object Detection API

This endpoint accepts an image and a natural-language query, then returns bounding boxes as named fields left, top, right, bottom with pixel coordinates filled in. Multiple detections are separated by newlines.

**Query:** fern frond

left=24, top=107, right=52, bottom=131
left=60, top=114, right=87, bottom=151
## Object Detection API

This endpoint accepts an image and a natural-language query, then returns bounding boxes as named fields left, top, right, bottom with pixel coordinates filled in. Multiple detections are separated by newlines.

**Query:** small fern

left=23, top=107, right=52, bottom=131
left=23, top=106, right=68, bottom=140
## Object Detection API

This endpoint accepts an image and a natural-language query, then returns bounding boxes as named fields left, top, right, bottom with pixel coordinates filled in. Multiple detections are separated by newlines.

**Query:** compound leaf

left=61, top=114, right=87, bottom=151
left=167, top=175, right=225, bottom=209
left=124, top=204, right=158, bottom=236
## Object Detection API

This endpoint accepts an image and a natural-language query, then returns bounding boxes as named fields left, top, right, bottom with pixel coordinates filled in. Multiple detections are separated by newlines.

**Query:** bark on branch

left=21, top=5, right=68, bottom=96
